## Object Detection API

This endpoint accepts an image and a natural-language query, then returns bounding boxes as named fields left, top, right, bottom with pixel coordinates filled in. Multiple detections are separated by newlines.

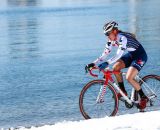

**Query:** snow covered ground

left=17, top=111, right=160, bottom=130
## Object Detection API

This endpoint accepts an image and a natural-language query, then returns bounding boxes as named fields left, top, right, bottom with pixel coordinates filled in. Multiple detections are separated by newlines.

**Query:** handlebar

left=86, top=66, right=120, bottom=78
left=88, top=66, right=99, bottom=77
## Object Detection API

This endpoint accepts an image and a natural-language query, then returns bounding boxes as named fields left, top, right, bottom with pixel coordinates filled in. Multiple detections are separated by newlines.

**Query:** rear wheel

left=139, top=75, right=160, bottom=111
left=79, top=80, right=119, bottom=119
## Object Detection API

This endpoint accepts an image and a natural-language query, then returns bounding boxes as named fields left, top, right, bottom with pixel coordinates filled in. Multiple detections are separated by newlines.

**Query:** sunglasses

left=105, top=31, right=112, bottom=36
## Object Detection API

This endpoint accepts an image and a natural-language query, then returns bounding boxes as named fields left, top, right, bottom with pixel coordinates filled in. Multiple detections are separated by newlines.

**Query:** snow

left=18, top=111, right=160, bottom=130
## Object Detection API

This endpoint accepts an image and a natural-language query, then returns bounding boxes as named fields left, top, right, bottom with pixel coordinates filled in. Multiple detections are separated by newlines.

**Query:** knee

left=126, top=75, right=133, bottom=83
left=113, top=64, right=121, bottom=71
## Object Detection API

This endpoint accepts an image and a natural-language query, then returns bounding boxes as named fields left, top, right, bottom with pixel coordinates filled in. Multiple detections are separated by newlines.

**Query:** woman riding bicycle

left=86, top=21, right=148, bottom=109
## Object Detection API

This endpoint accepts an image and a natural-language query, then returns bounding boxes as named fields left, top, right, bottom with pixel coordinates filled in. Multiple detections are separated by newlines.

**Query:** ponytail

left=118, top=30, right=136, bottom=38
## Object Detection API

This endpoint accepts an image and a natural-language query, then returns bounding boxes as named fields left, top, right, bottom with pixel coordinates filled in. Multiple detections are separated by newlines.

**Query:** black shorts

left=120, top=52, right=148, bottom=71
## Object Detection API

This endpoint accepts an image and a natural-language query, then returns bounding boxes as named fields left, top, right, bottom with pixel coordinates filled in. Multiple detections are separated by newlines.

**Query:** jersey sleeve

left=107, top=36, right=127, bottom=64
left=93, top=41, right=112, bottom=65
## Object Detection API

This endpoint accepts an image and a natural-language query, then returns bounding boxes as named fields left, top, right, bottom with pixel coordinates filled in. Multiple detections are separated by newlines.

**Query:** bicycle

left=79, top=66, right=160, bottom=119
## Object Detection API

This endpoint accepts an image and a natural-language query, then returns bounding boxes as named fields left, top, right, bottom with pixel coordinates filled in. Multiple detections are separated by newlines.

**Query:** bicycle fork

left=96, top=85, right=106, bottom=103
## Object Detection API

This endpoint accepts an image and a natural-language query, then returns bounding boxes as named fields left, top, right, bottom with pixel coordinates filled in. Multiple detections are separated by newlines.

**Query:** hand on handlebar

left=85, top=62, right=110, bottom=78
left=85, top=63, right=95, bottom=73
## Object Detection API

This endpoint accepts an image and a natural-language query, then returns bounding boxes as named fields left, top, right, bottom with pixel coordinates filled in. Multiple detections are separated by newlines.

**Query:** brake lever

left=85, top=66, right=88, bottom=74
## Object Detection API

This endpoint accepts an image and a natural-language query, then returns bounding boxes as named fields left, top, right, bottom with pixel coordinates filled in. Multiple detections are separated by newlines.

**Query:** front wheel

left=79, top=80, right=119, bottom=119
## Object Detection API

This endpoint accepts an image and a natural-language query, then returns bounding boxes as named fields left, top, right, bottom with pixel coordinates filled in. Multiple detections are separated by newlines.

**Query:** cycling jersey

left=93, top=32, right=147, bottom=71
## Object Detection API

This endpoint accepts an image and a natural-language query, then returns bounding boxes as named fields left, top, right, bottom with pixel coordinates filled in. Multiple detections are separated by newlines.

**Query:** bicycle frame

left=89, top=67, right=157, bottom=106
left=80, top=67, right=160, bottom=119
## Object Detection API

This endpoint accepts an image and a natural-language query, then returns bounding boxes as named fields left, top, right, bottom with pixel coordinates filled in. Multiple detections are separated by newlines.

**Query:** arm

left=107, top=36, right=127, bottom=64
left=93, top=41, right=112, bottom=65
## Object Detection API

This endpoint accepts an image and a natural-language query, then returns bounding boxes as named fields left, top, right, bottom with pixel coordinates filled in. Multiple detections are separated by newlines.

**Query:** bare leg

left=126, top=67, right=148, bottom=110
left=113, top=60, right=127, bottom=94
left=113, top=59, right=126, bottom=82
left=126, top=67, right=140, bottom=91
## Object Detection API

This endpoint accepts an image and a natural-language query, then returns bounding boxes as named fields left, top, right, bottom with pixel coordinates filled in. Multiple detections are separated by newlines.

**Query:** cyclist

left=86, top=21, right=148, bottom=110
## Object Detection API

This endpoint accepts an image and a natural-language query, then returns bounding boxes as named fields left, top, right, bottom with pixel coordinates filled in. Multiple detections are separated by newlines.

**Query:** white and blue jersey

left=93, top=32, right=148, bottom=71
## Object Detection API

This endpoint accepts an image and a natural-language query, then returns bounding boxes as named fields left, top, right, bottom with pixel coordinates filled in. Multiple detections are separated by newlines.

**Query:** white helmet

left=103, top=21, right=118, bottom=36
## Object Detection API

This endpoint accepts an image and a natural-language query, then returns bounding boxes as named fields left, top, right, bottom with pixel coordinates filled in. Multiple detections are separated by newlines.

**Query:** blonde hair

left=118, top=30, right=136, bottom=38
